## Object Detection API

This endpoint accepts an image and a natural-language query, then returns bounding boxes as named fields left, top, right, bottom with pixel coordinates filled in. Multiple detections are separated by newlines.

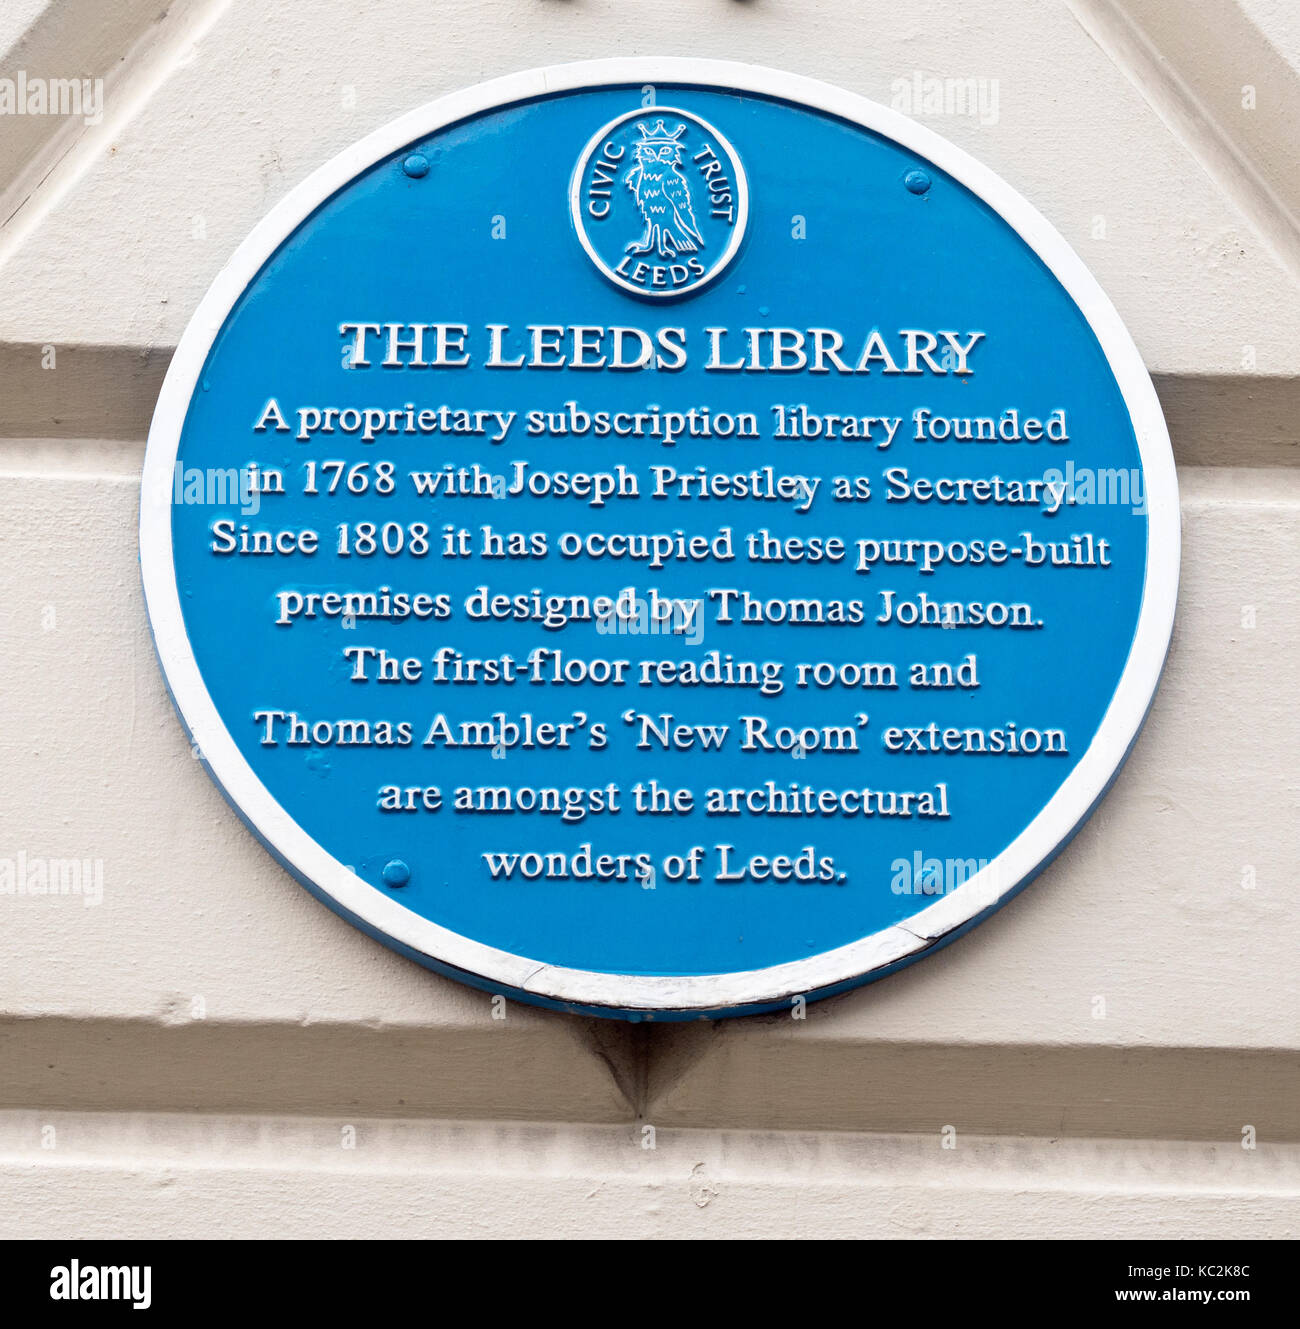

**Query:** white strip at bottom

left=2, top=1110, right=1295, bottom=1238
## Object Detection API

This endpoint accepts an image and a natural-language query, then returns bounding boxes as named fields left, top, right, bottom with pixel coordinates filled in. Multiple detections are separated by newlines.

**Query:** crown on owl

left=635, top=119, right=687, bottom=147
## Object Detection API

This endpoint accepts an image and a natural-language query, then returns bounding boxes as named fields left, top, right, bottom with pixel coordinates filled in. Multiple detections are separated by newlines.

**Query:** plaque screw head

left=904, top=168, right=932, bottom=195
left=402, top=154, right=430, bottom=179
left=382, top=859, right=412, bottom=887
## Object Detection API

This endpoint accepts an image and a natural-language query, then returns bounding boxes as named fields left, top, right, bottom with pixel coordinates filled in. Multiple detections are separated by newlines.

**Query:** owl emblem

left=623, top=120, right=703, bottom=259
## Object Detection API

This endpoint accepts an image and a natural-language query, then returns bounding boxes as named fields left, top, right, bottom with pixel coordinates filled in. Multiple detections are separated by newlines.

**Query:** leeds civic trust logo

left=571, top=106, right=748, bottom=298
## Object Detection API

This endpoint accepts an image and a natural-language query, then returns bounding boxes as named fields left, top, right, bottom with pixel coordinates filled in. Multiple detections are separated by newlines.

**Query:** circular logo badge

left=570, top=106, right=748, bottom=298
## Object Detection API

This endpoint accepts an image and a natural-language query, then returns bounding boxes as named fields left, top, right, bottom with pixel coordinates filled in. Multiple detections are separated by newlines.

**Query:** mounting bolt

left=382, top=859, right=412, bottom=887
left=402, top=154, right=430, bottom=179
left=904, top=168, right=932, bottom=195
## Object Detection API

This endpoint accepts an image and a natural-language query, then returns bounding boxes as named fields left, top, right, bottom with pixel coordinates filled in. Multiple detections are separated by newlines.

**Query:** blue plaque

left=141, top=60, right=1179, bottom=1019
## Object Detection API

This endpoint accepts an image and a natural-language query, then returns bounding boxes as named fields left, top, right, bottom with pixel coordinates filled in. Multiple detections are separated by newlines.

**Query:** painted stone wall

left=0, top=0, right=1295, bottom=1236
